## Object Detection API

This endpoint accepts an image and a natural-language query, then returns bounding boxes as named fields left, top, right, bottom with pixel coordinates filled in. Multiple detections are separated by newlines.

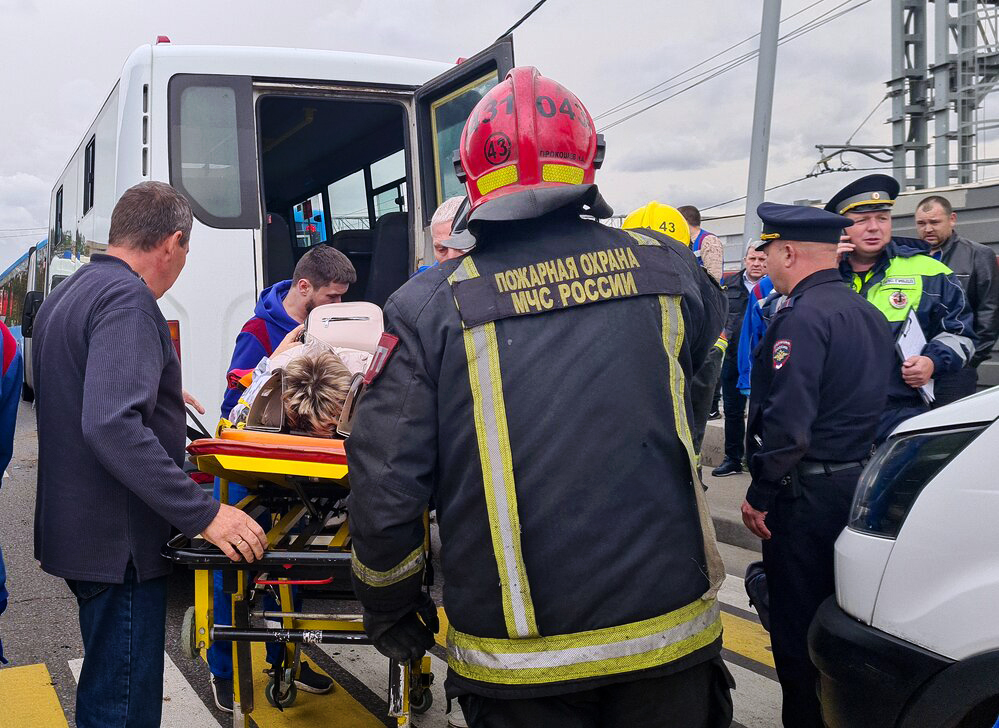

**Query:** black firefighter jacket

left=346, top=209, right=727, bottom=699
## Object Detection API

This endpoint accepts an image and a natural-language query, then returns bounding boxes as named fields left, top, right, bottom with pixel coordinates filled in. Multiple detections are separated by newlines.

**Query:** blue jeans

left=0, top=542, right=8, bottom=664
left=207, top=478, right=298, bottom=678
left=66, top=562, right=168, bottom=728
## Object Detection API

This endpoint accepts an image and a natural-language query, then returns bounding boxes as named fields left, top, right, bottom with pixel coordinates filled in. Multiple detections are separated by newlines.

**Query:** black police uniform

left=744, top=203, right=894, bottom=728
left=347, top=191, right=734, bottom=727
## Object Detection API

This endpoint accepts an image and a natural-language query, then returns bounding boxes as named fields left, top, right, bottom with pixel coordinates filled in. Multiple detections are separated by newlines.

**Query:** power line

left=0, top=227, right=45, bottom=233
left=497, top=0, right=550, bottom=41
left=597, top=0, right=874, bottom=133
left=845, top=94, right=889, bottom=145
left=594, top=0, right=827, bottom=121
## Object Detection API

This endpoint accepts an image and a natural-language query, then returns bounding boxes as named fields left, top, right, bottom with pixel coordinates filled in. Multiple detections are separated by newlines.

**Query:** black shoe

left=266, top=661, right=335, bottom=694
left=711, top=459, right=743, bottom=477
left=707, top=409, right=721, bottom=420
left=210, top=674, right=233, bottom=714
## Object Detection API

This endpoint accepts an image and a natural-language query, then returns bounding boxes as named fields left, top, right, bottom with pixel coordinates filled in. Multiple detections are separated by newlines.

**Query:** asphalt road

left=0, top=405, right=779, bottom=727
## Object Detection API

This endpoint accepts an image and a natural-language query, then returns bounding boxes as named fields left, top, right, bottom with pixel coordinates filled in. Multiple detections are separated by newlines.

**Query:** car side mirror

left=21, top=291, right=44, bottom=338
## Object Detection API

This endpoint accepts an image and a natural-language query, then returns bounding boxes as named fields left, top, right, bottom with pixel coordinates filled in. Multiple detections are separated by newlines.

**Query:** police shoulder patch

left=773, top=339, right=791, bottom=370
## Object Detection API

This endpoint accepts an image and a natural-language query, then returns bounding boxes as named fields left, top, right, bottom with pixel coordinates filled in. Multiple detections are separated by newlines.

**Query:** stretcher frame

left=164, top=433, right=434, bottom=728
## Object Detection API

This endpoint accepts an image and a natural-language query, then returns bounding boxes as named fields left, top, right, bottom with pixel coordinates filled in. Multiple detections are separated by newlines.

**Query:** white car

left=809, top=387, right=999, bottom=727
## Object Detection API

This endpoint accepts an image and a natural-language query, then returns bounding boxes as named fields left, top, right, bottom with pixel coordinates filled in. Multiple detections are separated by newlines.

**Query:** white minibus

left=24, top=37, right=514, bottom=419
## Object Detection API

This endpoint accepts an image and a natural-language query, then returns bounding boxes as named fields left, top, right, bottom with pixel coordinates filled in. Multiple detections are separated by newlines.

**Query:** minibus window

left=429, top=74, right=498, bottom=206
left=329, top=171, right=370, bottom=232
left=179, top=86, right=240, bottom=217
left=169, top=74, right=258, bottom=229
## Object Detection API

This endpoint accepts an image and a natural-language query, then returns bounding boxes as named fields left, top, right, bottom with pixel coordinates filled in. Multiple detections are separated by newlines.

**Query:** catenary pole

left=742, top=0, right=782, bottom=247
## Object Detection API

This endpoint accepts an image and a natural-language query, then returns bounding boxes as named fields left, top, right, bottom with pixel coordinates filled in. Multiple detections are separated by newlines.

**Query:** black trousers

left=458, top=658, right=734, bottom=728
left=762, top=466, right=860, bottom=728
left=691, top=346, right=725, bottom=454
left=932, top=366, right=978, bottom=409
left=720, top=354, right=746, bottom=462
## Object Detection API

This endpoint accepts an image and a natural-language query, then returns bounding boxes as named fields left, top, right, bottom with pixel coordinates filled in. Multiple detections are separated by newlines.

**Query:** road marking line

left=727, top=660, right=782, bottom=728
left=0, top=663, right=69, bottom=728
left=70, top=653, right=221, bottom=728
left=244, top=642, right=384, bottom=727
left=721, top=611, right=774, bottom=669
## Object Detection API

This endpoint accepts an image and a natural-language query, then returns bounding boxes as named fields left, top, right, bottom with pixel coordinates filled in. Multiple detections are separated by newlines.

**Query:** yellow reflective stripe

left=450, top=257, right=539, bottom=639
left=351, top=544, right=425, bottom=588
left=447, top=598, right=722, bottom=685
left=541, top=164, right=584, bottom=185
left=477, top=165, right=519, bottom=196
left=659, top=292, right=725, bottom=598
left=713, top=335, right=728, bottom=353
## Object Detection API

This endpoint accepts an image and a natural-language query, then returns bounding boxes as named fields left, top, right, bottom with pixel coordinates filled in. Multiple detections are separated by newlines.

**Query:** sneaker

left=210, top=674, right=234, bottom=714
left=707, top=409, right=721, bottom=420
left=447, top=701, right=469, bottom=728
left=711, top=459, right=743, bottom=477
left=266, top=661, right=335, bottom=694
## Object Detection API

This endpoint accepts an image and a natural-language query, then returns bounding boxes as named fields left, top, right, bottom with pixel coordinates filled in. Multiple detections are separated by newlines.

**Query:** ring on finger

left=234, top=537, right=243, bottom=546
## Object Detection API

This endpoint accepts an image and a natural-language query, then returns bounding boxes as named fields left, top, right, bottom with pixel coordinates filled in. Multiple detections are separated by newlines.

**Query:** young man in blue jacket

left=209, top=244, right=356, bottom=712
left=0, top=321, right=22, bottom=664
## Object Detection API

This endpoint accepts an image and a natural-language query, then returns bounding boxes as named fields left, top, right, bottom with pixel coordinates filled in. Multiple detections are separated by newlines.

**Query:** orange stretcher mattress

left=187, top=429, right=349, bottom=488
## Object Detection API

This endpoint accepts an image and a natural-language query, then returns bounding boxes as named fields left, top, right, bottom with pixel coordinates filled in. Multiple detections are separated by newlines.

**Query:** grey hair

left=431, top=196, right=465, bottom=227
left=108, top=181, right=193, bottom=251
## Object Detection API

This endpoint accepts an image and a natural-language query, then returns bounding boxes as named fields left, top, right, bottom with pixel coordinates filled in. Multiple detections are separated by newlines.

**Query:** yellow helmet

left=622, top=202, right=691, bottom=245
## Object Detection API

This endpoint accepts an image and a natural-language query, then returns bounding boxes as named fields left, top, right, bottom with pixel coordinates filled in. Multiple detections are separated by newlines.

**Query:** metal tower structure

left=890, top=0, right=999, bottom=189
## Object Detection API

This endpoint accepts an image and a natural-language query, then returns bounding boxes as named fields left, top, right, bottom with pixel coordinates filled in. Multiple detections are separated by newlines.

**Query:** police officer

left=347, top=67, right=732, bottom=727
left=828, top=175, right=974, bottom=440
left=740, top=202, right=894, bottom=728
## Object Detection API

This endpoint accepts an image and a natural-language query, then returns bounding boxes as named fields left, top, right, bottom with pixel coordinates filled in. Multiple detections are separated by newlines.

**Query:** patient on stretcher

left=281, top=350, right=352, bottom=436
left=224, top=302, right=384, bottom=438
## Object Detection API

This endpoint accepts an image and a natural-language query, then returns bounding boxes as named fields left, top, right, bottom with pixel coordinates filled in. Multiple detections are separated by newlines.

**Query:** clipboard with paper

left=895, top=307, right=935, bottom=404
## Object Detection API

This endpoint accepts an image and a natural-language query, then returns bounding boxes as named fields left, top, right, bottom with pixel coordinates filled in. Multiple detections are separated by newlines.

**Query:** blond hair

left=282, top=350, right=353, bottom=436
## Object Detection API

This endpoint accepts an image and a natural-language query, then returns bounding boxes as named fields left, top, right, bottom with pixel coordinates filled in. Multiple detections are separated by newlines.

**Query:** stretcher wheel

left=180, top=606, right=197, bottom=660
left=410, top=687, right=433, bottom=714
left=265, top=675, right=297, bottom=709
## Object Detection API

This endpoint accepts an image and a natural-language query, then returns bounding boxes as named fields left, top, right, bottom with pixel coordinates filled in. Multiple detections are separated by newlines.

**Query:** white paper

left=896, top=308, right=935, bottom=404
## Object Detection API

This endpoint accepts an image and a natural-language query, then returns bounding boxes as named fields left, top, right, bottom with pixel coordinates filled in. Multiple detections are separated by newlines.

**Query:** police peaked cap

left=824, top=174, right=900, bottom=215
left=753, top=202, right=853, bottom=249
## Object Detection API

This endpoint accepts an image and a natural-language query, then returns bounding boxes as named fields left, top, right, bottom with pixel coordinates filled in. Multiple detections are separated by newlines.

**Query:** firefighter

left=346, top=67, right=732, bottom=727
left=622, top=202, right=727, bottom=466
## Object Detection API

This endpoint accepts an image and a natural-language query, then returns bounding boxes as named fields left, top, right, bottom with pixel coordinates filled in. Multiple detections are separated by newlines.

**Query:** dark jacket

left=746, top=269, right=894, bottom=510
left=220, top=280, right=299, bottom=417
left=33, top=255, right=219, bottom=583
left=720, top=270, right=752, bottom=356
left=934, top=232, right=999, bottom=366
left=347, top=209, right=726, bottom=699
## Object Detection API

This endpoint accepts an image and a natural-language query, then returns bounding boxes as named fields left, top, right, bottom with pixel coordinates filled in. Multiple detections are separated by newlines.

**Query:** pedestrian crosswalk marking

left=70, top=653, right=221, bottom=728
left=0, top=663, right=70, bottom=728
left=12, top=571, right=777, bottom=728
left=242, top=642, right=384, bottom=728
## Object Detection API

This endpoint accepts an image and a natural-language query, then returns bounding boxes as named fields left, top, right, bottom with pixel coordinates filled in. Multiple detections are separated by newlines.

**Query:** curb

left=712, top=514, right=762, bottom=553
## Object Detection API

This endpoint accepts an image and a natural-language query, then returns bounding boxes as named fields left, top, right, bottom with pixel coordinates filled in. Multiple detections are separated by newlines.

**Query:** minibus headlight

left=848, top=425, right=986, bottom=538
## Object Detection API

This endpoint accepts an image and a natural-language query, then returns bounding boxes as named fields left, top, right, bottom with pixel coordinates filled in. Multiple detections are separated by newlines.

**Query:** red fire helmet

left=455, top=67, right=605, bottom=214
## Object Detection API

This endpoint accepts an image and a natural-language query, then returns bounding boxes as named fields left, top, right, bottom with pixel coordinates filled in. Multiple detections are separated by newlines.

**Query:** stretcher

left=164, top=303, right=431, bottom=727
left=165, top=429, right=434, bottom=727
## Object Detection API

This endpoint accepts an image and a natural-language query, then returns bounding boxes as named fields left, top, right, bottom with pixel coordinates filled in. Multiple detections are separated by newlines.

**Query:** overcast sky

left=0, top=0, right=890, bottom=271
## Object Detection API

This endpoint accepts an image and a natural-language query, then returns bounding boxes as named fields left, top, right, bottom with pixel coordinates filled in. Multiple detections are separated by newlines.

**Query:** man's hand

left=183, top=390, right=205, bottom=415
left=741, top=500, right=772, bottom=540
left=274, top=324, right=306, bottom=357
left=902, top=355, right=934, bottom=388
left=836, top=234, right=855, bottom=262
left=201, top=503, right=268, bottom=563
